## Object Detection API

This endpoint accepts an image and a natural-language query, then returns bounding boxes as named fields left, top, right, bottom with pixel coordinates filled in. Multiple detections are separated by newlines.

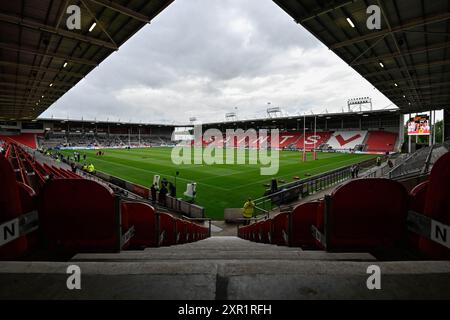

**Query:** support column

left=429, top=111, right=433, bottom=147
left=444, top=108, right=450, bottom=141
left=398, top=114, right=405, bottom=152
left=408, top=113, right=412, bottom=154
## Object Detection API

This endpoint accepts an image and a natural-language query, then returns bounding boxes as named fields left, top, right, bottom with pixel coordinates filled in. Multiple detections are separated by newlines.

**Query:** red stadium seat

left=248, top=222, right=259, bottom=242
left=292, top=201, right=322, bottom=249
left=158, top=212, right=176, bottom=246
left=0, top=155, right=28, bottom=259
left=261, top=219, right=273, bottom=243
left=175, top=219, right=187, bottom=244
left=39, top=179, right=128, bottom=253
left=418, top=152, right=450, bottom=259
left=272, top=212, right=289, bottom=246
left=318, top=179, right=408, bottom=251
left=16, top=182, right=37, bottom=214
left=409, top=181, right=429, bottom=214
left=121, top=202, right=157, bottom=249
left=254, top=220, right=272, bottom=243
left=17, top=182, right=39, bottom=250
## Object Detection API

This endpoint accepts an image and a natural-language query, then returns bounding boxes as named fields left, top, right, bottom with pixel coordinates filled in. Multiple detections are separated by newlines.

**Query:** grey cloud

left=41, top=0, right=393, bottom=124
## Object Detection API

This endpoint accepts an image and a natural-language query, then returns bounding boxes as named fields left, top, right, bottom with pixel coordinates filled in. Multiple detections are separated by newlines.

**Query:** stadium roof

left=0, top=0, right=174, bottom=121
left=274, top=0, right=450, bottom=114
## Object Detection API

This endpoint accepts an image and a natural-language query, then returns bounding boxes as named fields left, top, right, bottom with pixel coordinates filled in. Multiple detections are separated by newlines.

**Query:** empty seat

left=175, top=219, right=187, bottom=244
left=121, top=202, right=157, bottom=249
left=159, top=212, right=176, bottom=246
left=247, top=222, right=259, bottom=242
left=39, top=179, right=128, bottom=253
left=255, top=220, right=272, bottom=243
left=271, top=212, right=289, bottom=246
left=318, top=178, right=408, bottom=251
left=418, top=152, right=450, bottom=259
left=409, top=181, right=429, bottom=214
left=0, top=155, right=28, bottom=259
left=261, top=219, right=273, bottom=243
left=17, top=182, right=39, bottom=250
left=17, top=182, right=37, bottom=213
left=292, top=201, right=322, bottom=249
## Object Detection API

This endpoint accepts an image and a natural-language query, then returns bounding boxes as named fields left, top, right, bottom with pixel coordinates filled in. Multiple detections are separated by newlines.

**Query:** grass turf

left=59, top=147, right=376, bottom=219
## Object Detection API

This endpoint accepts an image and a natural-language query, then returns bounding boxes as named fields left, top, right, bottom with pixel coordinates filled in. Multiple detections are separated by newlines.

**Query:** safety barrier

left=253, top=157, right=380, bottom=216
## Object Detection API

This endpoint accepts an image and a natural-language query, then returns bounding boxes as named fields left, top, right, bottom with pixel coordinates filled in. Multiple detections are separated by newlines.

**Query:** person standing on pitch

left=242, top=198, right=255, bottom=225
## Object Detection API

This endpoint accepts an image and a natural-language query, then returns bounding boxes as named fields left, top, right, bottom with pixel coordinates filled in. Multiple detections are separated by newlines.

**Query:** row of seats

left=365, top=131, right=398, bottom=152
left=295, top=132, right=332, bottom=151
left=198, top=130, right=396, bottom=152
left=122, top=202, right=209, bottom=249
left=0, top=147, right=209, bottom=259
left=239, top=151, right=450, bottom=259
left=0, top=133, right=38, bottom=149
left=39, top=180, right=208, bottom=253
left=5, top=142, right=81, bottom=193
left=0, top=154, right=35, bottom=259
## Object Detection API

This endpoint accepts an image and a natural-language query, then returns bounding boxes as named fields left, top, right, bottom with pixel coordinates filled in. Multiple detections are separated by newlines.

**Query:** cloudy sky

left=40, top=0, right=395, bottom=124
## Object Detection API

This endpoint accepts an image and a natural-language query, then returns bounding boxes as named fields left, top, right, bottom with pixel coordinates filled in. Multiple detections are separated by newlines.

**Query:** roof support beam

left=330, top=11, right=450, bottom=49
left=86, top=0, right=151, bottom=23
left=298, top=0, right=359, bottom=23
left=381, top=81, right=450, bottom=93
left=0, top=94, right=58, bottom=101
left=352, top=41, right=450, bottom=66
left=0, top=73, right=74, bottom=84
left=0, top=42, right=98, bottom=66
left=364, top=58, right=450, bottom=78
left=372, top=74, right=450, bottom=87
left=0, top=13, right=118, bottom=50
left=0, top=61, right=85, bottom=78
left=0, top=82, right=68, bottom=93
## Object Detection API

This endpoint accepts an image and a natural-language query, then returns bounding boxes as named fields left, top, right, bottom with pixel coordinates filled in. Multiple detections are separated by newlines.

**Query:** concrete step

left=1, top=260, right=449, bottom=299
left=145, top=245, right=302, bottom=252
left=72, top=251, right=376, bottom=262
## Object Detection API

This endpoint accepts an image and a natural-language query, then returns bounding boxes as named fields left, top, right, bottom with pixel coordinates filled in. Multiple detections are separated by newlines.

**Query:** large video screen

left=407, top=115, right=430, bottom=136
left=173, top=126, right=194, bottom=141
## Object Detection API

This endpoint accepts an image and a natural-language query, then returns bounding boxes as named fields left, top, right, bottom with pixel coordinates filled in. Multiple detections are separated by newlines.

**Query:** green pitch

left=59, top=148, right=375, bottom=219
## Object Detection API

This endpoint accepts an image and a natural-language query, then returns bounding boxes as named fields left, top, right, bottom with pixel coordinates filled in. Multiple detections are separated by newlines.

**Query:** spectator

left=242, top=198, right=255, bottom=225
left=87, top=163, right=95, bottom=173
left=376, top=156, right=382, bottom=166
left=159, top=184, right=168, bottom=206
left=169, top=182, right=176, bottom=197
left=355, top=164, right=360, bottom=178
left=150, top=183, right=157, bottom=204
left=270, top=178, right=278, bottom=193
left=388, top=159, right=394, bottom=168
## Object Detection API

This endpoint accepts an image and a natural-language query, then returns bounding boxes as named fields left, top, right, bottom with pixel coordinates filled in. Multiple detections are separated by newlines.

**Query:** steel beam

left=0, top=13, right=118, bottom=50
left=87, top=0, right=151, bottom=23
left=330, top=11, right=450, bottom=49
left=0, top=42, right=98, bottom=66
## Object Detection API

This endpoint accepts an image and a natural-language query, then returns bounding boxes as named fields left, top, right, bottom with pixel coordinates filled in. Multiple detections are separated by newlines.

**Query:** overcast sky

left=40, top=0, right=396, bottom=124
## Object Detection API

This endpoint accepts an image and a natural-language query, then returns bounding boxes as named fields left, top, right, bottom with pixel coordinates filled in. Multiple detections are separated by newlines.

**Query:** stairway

left=71, top=236, right=375, bottom=262
left=0, top=237, right=449, bottom=299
